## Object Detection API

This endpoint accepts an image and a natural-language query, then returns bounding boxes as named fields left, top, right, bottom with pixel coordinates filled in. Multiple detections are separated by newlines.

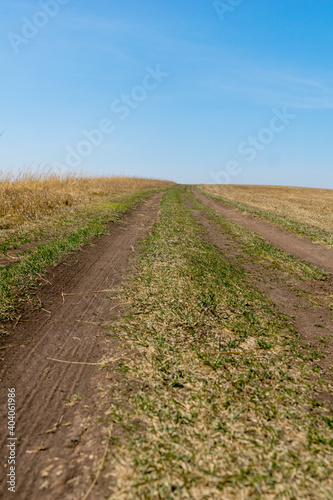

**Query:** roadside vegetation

left=0, top=171, right=172, bottom=323
left=199, top=184, right=333, bottom=248
left=104, top=186, right=333, bottom=499
left=0, top=171, right=171, bottom=235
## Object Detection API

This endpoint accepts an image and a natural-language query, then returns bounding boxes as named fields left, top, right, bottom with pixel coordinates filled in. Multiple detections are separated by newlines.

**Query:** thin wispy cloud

left=206, top=59, right=333, bottom=110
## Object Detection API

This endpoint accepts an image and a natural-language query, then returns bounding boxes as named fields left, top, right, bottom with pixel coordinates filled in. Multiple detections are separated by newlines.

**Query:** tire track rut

left=193, top=188, right=333, bottom=273
left=0, top=193, right=162, bottom=499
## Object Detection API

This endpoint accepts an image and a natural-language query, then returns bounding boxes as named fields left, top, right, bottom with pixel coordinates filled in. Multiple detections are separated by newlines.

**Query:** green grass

left=0, top=188, right=164, bottom=323
left=197, top=187, right=333, bottom=248
left=103, top=186, right=333, bottom=499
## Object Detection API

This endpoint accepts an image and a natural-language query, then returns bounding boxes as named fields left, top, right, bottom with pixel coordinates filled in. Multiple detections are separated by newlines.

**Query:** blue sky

left=1, top=0, right=332, bottom=186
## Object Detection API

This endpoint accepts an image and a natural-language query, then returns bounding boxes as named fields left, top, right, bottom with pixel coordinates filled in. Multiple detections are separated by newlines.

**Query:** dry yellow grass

left=0, top=172, right=172, bottom=229
left=200, top=184, right=333, bottom=231
left=0, top=171, right=173, bottom=321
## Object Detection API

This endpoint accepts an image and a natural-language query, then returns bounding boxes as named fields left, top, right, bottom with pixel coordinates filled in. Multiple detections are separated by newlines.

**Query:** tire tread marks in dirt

left=0, top=193, right=163, bottom=499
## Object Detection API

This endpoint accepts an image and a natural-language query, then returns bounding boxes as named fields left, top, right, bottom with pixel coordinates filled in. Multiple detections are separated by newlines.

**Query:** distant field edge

left=196, top=184, right=333, bottom=249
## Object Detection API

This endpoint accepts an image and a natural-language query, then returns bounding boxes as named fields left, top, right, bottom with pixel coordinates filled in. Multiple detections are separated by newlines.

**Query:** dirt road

left=193, top=188, right=333, bottom=273
left=0, top=193, right=162, bottom=499
left=189, top=189, right=333, bottom=404
left=1, top=186, right=332, bottom=498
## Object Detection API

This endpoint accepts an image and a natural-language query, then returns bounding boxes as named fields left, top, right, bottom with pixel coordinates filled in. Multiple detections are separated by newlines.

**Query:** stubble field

left=199, top=184, right=333, bottom=248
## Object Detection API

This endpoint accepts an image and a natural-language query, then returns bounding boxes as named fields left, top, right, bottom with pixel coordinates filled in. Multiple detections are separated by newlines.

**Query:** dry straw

left=0, top=168, right=171, bottom=230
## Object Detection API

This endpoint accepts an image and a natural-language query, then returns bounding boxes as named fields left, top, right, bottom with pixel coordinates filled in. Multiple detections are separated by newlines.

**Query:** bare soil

left=194, top=188, right=333, bottom=273
left=0, top=193, right=162, bottom=499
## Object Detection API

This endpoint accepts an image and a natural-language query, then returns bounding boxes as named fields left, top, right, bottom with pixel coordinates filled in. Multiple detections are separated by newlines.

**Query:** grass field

left=199, top=184, right=333, bottom=248
left=0, top=173, right=172, bottom=323
left=1, top=180, right=332, bottom=498
left=104, top=186, right=333, bottom=499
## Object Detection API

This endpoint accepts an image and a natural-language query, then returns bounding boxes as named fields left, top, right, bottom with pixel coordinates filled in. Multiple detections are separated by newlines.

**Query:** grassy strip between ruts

left=197, top=187, right=333, bottom=249
left=0, top=188, right=167, bottom=324
left=105, top=186, right=333, bottom=500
